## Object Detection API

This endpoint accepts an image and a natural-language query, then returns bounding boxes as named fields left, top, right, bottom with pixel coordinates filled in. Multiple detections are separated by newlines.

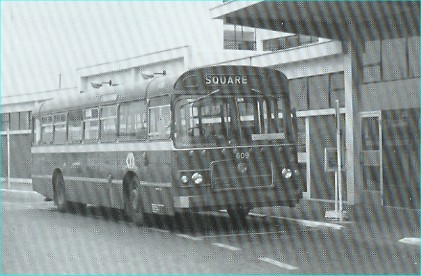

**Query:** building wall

left=212, top=36, right=420, bottom=207
left=77, top=46, right=191, bottom=93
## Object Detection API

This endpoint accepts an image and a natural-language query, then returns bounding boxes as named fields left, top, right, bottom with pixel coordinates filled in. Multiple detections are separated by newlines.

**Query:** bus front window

left=174, top=94, right=287, bottom=148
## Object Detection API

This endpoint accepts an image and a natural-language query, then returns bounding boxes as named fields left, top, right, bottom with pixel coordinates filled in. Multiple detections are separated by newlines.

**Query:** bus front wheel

left=53, top=172, right=68, bottom=212
left=227, top=207, right=250, bottom=225
left=124, top=176, right=145, bottom=226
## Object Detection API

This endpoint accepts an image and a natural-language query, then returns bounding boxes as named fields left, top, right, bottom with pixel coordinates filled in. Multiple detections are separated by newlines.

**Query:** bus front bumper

left=173, top=188, right=302, bottom=211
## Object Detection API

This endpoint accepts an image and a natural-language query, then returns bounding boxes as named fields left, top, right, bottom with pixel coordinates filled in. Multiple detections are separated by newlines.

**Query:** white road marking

left=145, top=227, right=170, bottom=234
left=211, top=243, right=241, bottom=251
left=2, top=202, right=54, bottom=210
left=272, top=216, right=344, bottom=230
left=176, top=234, right=203, bottom=241
left=248, top=212, right=267, bottom=218
left=258, top=257, right=298, bottom=270
left=202, top=230, right=285, bottom=239
left=1, top=189, right=38, bottom=194
left=399, top=237, right=420, bottom=246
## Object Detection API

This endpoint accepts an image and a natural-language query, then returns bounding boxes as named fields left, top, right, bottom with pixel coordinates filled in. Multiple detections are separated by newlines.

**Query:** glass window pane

left=363, top=65, right=381, bottom=83
left=2, top=113, right=10, bottom=131
left=408, top=36, right=420, bottom=78
left=289, top=78, right=308, bottom=111
left=100, top=105, right=117, bottom=142
left=362, top=117, right=379, bottom=150
left=19, top=112, right=30, bottom=130
left=53, top=113, right=67, bottom=144
left=84, top=108, right=99, bottom=141
left=363, top=40, right=381, bottom=66
left=119, top=101, right=147, bottom=140
left=41, top=115, right=53, bottom=144
left=10, top=112, right=19, bottom=130
left=308, top=75, right=329, bottom=109
left=149, top=105, right=171, bottom=139
left=382, top=38, right=407, bottom=81
left=68, top=110, right=83, bottom=143
left=330, top=72, right=345, bottom=107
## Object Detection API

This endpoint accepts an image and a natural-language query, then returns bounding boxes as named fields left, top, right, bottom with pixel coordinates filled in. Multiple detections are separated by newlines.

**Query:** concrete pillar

left=343, top=40, right=364, bottom=205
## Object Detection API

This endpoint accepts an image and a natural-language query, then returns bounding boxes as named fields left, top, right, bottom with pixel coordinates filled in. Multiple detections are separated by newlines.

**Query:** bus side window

left=100, top=105, right=118, bottom=142
left=119, top=100, right=147, bottom=141
left=53, top=113, right=67, bottom=144
left=41, top=115, right=53, bottom=144
left=149, top=105, right=171, bottom=139
left=68, top=110, right=83, bottom=143
left=83, top=108, right=99, bottom=142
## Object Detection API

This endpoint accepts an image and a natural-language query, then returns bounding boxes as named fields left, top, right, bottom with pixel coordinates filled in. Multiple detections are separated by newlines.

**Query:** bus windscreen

left=174, top=92, right=287, bottom=148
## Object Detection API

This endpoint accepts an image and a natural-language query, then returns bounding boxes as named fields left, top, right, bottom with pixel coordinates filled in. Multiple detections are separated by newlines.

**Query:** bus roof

left=35, top=65, right=289, bottom=115
left=36, top=75, right=179, bottom=115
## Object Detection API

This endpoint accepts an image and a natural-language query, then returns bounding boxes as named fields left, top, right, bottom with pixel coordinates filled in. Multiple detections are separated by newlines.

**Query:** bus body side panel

left=63, top=151, right=88, bottom=205
left=116, top=147, right=174, bottom=215
left=143, top=148, right=175, bottom=215
left=32, top=152, right=53, bottom=199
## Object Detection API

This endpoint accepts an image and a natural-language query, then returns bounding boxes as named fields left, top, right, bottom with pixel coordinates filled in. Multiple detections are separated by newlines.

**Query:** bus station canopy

left=211, top=1, right=419, bottom=43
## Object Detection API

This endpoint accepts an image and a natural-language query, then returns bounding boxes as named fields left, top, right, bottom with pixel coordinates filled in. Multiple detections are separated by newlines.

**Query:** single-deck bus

left=31, top=65, right=303, bottom=225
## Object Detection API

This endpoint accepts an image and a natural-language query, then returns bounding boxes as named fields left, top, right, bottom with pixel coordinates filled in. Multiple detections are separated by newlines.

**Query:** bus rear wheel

left=124, top=176, right=145, bottom=226
left=227, top=207, right=250, bottom=225
left=53, top=173, right=68, bottom=212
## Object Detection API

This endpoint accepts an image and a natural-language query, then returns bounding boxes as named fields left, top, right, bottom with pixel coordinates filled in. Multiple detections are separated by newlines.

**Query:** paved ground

left=1, top=183, right=420, bottom=274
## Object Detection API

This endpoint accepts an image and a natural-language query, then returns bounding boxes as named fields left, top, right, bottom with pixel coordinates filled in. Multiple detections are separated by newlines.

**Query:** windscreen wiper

left=181, top=89, right=221, bottom=108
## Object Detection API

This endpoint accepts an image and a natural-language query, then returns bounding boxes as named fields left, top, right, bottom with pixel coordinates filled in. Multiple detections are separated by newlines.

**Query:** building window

left=329, top=72, right=345, bottom=108
left=289, top=78, right=308, bottom=111
left=263, top=34, right=319, bottom=51
left=364, top=36, right=419, bottom=83
left=363, top=40, right=381, bottom=83
left=1, top=111, right=32, bottom=131
left=382, top=38, right=408, bottom=81
left=308, top=75, right=329, bottom=109
left=408, top=36, right=420, bottom=78
left=20, top=112, right=31, bottom=130
left=10, top=112, right=20, bottom=130
left=223, top=25, right=257, bottom=51
left=2, top=113, right=10, bottom=131
left=290, top=72, right=345, bottom=111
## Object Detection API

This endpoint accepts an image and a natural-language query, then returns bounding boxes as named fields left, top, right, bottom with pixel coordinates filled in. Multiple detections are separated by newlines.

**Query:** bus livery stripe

left=31, top=175, right=171, bottom=188
left=31, top=141, right=174, bottom=154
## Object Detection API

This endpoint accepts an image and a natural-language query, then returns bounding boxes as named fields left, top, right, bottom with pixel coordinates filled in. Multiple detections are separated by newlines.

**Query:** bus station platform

left=254, top=200, right=420, bottom=246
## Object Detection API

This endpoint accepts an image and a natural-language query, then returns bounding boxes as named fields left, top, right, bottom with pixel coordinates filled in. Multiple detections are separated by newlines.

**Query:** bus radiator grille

left=210, top=160, right=274, bottom=190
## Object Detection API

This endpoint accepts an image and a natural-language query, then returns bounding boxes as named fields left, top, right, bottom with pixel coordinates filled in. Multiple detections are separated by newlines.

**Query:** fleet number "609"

left=236, top=152, right=249, bottom=159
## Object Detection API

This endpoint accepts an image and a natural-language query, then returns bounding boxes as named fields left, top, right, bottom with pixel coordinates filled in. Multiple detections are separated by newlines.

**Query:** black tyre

left=124, top=176, right=145, bottom=226
left=53, top=173, right=69, bottom=212
left=227, top=207, right=250, bottom=225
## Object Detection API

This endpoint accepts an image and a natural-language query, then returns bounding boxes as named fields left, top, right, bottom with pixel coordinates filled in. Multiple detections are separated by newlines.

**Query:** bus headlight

left=237, top=163, right=248, bottom=174
left=192, top=172, right=203, bottom=184
left=181, top=175, right=189, bottom=184
left=282, top=168, right=292, bottom=179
